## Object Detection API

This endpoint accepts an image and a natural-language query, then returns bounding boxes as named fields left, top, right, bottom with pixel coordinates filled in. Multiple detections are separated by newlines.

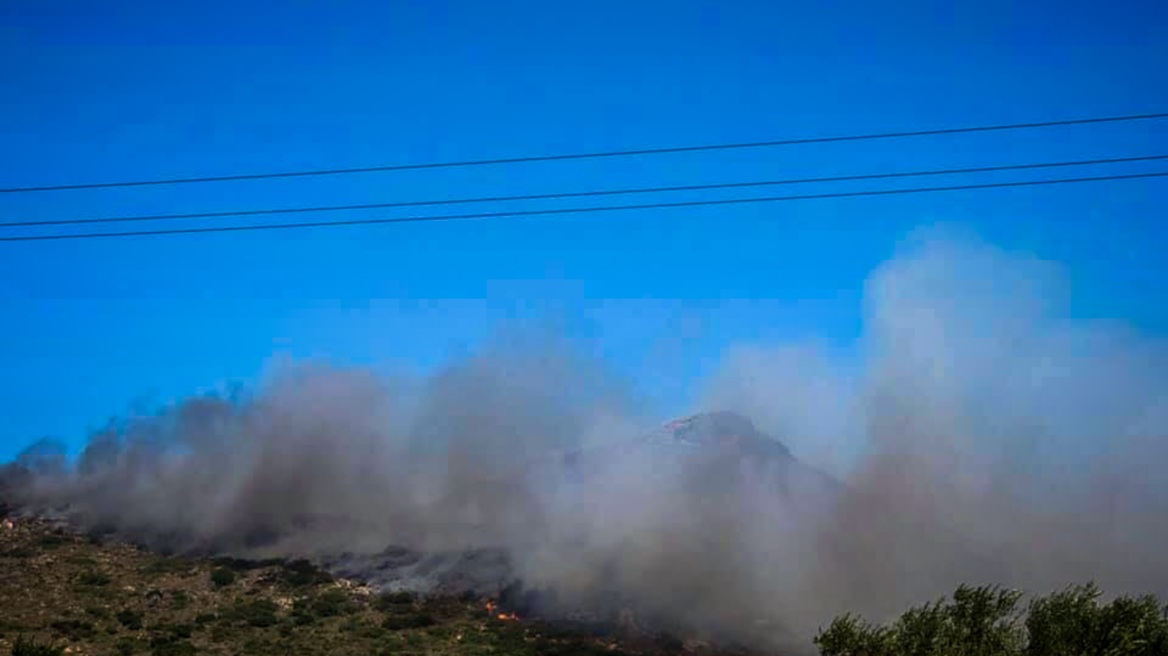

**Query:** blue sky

left=1, top=0, right=1166, bottom=461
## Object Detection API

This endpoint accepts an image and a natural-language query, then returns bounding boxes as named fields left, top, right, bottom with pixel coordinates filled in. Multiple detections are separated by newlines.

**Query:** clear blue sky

left=1, top=0, right=1166, bottom=461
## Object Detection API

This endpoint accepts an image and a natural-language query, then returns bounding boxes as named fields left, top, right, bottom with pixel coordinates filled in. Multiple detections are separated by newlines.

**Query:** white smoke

left=4, top=225, right=1166, bottom=652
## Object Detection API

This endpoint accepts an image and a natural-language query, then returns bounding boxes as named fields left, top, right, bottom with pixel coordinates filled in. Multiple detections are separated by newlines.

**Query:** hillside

left=0, top=511, right=770, bottom=656
left=0, top=411, right=850, bottom=655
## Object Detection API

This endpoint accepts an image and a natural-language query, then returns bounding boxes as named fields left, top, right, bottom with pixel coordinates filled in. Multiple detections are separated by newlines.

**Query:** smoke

left=3, top=226, right=1167, bottom=652
left=704, top=225, right=1168, bottom=630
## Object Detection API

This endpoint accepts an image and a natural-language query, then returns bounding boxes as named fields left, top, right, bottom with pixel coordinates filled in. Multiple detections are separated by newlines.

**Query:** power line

left=4, top=154, right=1165, bottom=230
left=2, top=112, right=1166, bottom=194
left=2, top=170, right=1163, bottom=243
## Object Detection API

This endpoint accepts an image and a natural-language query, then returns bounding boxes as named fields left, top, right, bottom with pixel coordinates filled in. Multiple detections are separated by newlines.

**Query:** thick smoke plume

left=4, top=227, right=1167, bottom=652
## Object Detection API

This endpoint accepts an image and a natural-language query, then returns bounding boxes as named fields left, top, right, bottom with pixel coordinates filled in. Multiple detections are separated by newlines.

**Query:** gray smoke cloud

left=703, top=225, right=1168, bottom=632
left=4, top=226, right=1167, bottom=653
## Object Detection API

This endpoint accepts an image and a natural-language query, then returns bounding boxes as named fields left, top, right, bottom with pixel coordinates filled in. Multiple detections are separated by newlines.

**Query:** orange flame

left=484, top=600, right=519, bottom=621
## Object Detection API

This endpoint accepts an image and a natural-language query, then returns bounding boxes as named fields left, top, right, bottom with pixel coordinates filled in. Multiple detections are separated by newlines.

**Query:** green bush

left=374, top=590, right=416, bottom=611
left=272, top=559, right=333, bottom=587
left=209, top=556, right=283, bottom=571
left=154, top=624, right=193, bottom=640
left=381, top=613, right=436, bottom=631
left=49, top=619, right=97, bottom=641
left=117, top=609, right=145, bottom=631
left=289, top=596, right=312, bottom=625
left=76, top=570, right=112, bottom=587
left=1026, top=582, right=1168, bottom=656
left=63, top=555, right=98, bottom=567
left=141, top=558, right=191, bottom=576
left=37, top=534, right=68, bottom=549
left=11, top=636, right=65, bottom=656
left=220, top=599, right=279, bottom=628
left=209, top=567, right=236, bottom=589
left=286, top=590, right=357, bottom=626
left=309, top=589, right=356, bottom=617
left=115, top=637, right=145, bottom=655
left=816, top=583, right=1168, bottom=656
left=148, top=634, right=196, bottom=656
left=815, top=613, right=896, bottom=656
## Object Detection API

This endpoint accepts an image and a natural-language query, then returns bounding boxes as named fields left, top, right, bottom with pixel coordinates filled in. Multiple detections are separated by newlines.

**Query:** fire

left=484, top=599, right=519, bottom=621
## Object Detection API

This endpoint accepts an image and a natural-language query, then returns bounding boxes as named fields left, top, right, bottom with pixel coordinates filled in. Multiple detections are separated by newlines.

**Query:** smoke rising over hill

left=4, top=228, right=1167, bottom=652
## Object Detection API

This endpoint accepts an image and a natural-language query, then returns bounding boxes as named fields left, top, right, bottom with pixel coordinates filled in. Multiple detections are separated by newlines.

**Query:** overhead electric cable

left=2, top=170, right=1164, bottom=243
left=3, top=153, right=1164, bottom=229
left=1, top=112, right=1165, bottom=194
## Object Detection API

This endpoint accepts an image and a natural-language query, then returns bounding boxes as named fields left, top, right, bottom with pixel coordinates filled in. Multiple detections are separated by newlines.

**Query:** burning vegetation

left=484, top=600, right=520, bottom=622
left=0, top=513, right=769, bottom=656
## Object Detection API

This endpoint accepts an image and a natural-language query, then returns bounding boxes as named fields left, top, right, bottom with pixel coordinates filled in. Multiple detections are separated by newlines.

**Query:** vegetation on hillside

left=0, top=515, right=748, bottom=656
left=815, top=582, right=1168, bottom=656
left=6, top=507, right=1167, bottom=656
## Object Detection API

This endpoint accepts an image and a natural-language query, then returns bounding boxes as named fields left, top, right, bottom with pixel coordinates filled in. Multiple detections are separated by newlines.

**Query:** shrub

left=815, top=583, right=1168, bottom=656
left=244, top=605, right=279, bottom=628
left=286, top=590, right=357, bottom=625
left=381, top=613, right=436, bottom=631
left=63, top=555, right=98, bottom=567
left=375, top=590, right=416, bottom=611
left=117, top=609, right=145, bottom=631
left=902, top=584, right=1025, bottom=656
left=208, top=624, right=233, bottom=643
left=209, top=556, right=283, bottom=571
left=50, top=619, right=97, bottom=641
left=310, top=589, right=356, bottom=617
left=0, top=618, right=27, bottom=638
left=11, top=636, right=65, bottom=656
left=239, top=637, right=284, bottom=656
left=220, top=599, right=279, bottom=628
left=115, top=637, right=145, bottom=655
left=815, top=613, right=895, bottom=656
left=148, top=634, right=196, bottom=656
left=209, top=567, right=236, bottom=589
left=535, top=638, right=623, bottom=656
left=37, top=534, right=68, bottom=548
left=141, top=558, right=191, bottom=576
left=1025, top=582, right=1102, bottom=656
left=290, top=608, right=314, bottom=627
left=273, top=559, right=333, bottom=587
left=77, top=570, right=112, bottom=587
left=154, top=624, right=193, bottom=640
left=1026, top=583, right=1168, bottom=656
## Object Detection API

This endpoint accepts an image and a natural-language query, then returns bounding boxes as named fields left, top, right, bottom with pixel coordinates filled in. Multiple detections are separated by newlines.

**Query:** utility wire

left=2, top=170, right=1164, bottom=243
left=4, top=153, right=1165, bottom=229
left=2, top=112, right=1166, bottom=194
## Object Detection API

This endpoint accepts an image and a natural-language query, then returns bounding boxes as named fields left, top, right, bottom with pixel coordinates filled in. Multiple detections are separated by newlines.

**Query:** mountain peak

left=657, top=411, right=793, bottom=460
